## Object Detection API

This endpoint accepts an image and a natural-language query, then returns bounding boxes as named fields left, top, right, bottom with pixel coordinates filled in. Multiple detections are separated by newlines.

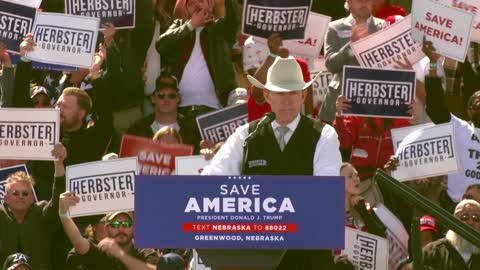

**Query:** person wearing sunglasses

left=0, top=144, right=67, bottom=270
left=422, top=199, right=480, bottom=269
left=127, top=73, right=201, bottom=153
left=59, top=192, right=157, bottom=270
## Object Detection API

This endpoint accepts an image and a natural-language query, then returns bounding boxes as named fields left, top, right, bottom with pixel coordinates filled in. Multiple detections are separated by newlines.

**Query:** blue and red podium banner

left=135, top=175, right=345, bottom=249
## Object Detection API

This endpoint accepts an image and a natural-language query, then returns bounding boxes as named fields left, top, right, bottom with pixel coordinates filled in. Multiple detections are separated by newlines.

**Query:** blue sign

left=0, top=164, right=29, bottom=205
left=0, top=0, right=36, bottom=53
left=9, top=52, right=78, bottom=72
left=342, top=66, right=416, bottom=119
left=242, top=0, right=312, bottom=40
left=135, top=175, right=345, bottom=249
left=65, top=0, right=135, bottom=29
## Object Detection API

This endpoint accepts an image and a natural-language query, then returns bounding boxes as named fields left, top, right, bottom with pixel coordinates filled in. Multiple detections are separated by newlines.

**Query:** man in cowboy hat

left=202, top=56, right=342, bottom=269
left=202, top=56, right=341, bottom=176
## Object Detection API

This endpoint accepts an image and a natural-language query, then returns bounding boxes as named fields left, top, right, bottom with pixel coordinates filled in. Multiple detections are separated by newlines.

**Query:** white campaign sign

left=283, top=12, right=331, bottom=58
left=175, top=155, right=211, bottom=175
left=434, top=0, right=480, bottom=43
left=309, top=58, right=331, bottom=105
left=27, top=12, right=100, bottom=68
left=0, top=108, right=59, bottom=160
left=252, top=12, right=330, bottom=59
left=391, top=123, right=434, bottom=153
left=411, top=0, right=474, bottom=62
left=66, top=157, right=138, bottom=217
left=342, top=227, right=389, bottom=270
left=352, top=15, right=425, bottom=68
left=4, top=0, right=42, bottom=8
left=393, top=123, right=459, bottom=181
left=373, top=203, right=409, bottom=270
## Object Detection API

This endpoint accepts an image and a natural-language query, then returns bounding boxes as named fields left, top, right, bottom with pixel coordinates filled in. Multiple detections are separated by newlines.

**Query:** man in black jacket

left=13, top=34, right=113, bottom=202
left=0, top=144, right=66, bottom=270
left=127, top=74, right=200, bottom=153
left=12, top=34, right=114, bottom=270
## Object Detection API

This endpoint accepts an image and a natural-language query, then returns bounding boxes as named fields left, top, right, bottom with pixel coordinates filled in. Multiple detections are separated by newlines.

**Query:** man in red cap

left=420, top=215, right=440, bottom=248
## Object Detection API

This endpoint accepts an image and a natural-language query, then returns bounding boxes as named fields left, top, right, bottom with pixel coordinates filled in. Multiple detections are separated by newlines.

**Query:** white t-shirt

left=144, top=21, right=161, bottom=96
left=178, top=27, right=220, bottom=109
left=150, top=121, right=180, bottom=135
left=448, top=114, right=480, bottom=202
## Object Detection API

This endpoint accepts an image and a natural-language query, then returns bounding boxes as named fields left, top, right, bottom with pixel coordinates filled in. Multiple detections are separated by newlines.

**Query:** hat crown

left=266, top=57, right=304, bottom=88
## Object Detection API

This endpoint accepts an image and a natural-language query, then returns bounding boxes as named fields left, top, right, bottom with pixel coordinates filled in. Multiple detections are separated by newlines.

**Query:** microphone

left=243, top=112, right=276, bottom=147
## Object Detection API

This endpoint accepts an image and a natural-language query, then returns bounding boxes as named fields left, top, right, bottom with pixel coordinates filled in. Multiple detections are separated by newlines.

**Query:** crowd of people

left=1, top=0, right=480, bottom=269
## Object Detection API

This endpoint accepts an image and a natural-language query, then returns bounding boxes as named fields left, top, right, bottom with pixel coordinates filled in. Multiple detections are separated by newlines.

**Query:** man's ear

left=263, top=89, right=270, bottom=103
left=176, top=92, right=182, bottom=104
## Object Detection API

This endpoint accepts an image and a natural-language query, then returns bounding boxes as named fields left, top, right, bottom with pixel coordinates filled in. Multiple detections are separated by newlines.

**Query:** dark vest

left=242, top=115, right=324, bottom=175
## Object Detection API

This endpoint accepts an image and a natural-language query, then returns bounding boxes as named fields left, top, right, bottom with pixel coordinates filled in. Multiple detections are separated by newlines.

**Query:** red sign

left=119, top=135, right=193, bottom=175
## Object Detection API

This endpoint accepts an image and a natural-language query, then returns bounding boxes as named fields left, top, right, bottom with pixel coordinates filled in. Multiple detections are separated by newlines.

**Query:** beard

left=446, top=230, right=480, bottom=254
left=472, top=113, right=480, bottom=128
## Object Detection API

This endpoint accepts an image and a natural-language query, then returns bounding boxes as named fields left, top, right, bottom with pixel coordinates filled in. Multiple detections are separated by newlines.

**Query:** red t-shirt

left=247, top=58, right=311, bottom=121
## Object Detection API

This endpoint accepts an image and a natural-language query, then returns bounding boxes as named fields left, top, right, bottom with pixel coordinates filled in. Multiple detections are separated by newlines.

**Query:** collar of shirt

left=271, top=114, right=301, bottom=144
left=344, top=13, right=372, bottom=27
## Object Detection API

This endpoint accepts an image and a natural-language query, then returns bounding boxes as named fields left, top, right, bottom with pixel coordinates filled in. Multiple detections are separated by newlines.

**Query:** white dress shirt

left=201, top=114, right=342, bottom=176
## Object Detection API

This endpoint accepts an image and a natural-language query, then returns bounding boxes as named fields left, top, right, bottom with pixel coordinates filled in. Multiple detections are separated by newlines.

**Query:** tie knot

left=276, top=126, right=290, bottom=136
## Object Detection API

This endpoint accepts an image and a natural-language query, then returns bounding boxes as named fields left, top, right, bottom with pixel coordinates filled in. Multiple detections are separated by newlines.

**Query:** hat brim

left=420, top=225, right=438, bottom=233
left=107, top=211, right=134, bottom=222
left=8, top=263, right=32, bottom=270
left=247, top=72, right=320, bottom=92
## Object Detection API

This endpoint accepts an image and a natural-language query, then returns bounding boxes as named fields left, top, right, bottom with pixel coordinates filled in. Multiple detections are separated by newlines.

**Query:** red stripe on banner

left=182, top=223, right=298, bottom=232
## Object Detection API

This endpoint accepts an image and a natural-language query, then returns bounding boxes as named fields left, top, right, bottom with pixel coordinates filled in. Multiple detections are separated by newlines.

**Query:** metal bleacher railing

left=374, top=169, right=480, bottom=269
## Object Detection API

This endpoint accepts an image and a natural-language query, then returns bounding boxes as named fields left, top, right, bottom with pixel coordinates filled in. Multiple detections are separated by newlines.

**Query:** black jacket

left=126, top=112, right=201, bottom=154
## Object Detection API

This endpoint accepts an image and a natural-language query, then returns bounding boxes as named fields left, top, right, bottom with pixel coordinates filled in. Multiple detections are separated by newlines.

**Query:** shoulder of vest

left=248, top=119, right=261, bottom=134
left=303, top=116, right=326, bottom=135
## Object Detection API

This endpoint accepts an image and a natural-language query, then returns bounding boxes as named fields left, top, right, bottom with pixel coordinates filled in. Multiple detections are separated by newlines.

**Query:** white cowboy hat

left=247, top=56, right=319, bottom=92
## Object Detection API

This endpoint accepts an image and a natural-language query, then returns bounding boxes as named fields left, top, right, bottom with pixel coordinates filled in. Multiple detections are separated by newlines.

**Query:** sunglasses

left=459, top=213, right=480, bottom=223
left=108, top=220, right=134, bottom=228
left=155, top=93, right=177, bottom=100
left=10, top=190, right=30, bottom=197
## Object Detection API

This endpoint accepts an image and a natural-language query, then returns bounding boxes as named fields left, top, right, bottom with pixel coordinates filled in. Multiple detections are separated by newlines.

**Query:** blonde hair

left=340, top=162, right=353, bottom=174
left=152, top=126, right=183, bottom=143
left=5, top=171, right=35, bottom=193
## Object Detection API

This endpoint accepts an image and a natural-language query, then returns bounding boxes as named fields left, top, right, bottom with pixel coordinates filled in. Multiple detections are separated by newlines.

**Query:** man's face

left=55, top=94, right=85, bottom=131
left=263, top=90, right=306, bottom=125
left=151, top=88, right=180, bottom=114
left=106, top=214, right=134, bottom=247
left=4, top=182, right=35, bottom=213
left=420, top=230, right=435, bottom=247
left=32, top=93, right=52, bottom=108
left=186, top=0, right=212, bottom=16
left=348, top=0, right=373, bottom=20
left=468, top=94, right=480, bottom=127
left=455, top=204, right=480, bottom=230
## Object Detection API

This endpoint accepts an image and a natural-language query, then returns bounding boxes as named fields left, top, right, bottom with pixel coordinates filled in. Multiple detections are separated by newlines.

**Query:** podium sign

left=135, top=175, right=345, bottom=249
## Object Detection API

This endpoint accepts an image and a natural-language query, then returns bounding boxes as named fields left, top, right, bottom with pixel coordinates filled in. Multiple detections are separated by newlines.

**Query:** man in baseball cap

left=3, top=253, right=31, bottom=270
